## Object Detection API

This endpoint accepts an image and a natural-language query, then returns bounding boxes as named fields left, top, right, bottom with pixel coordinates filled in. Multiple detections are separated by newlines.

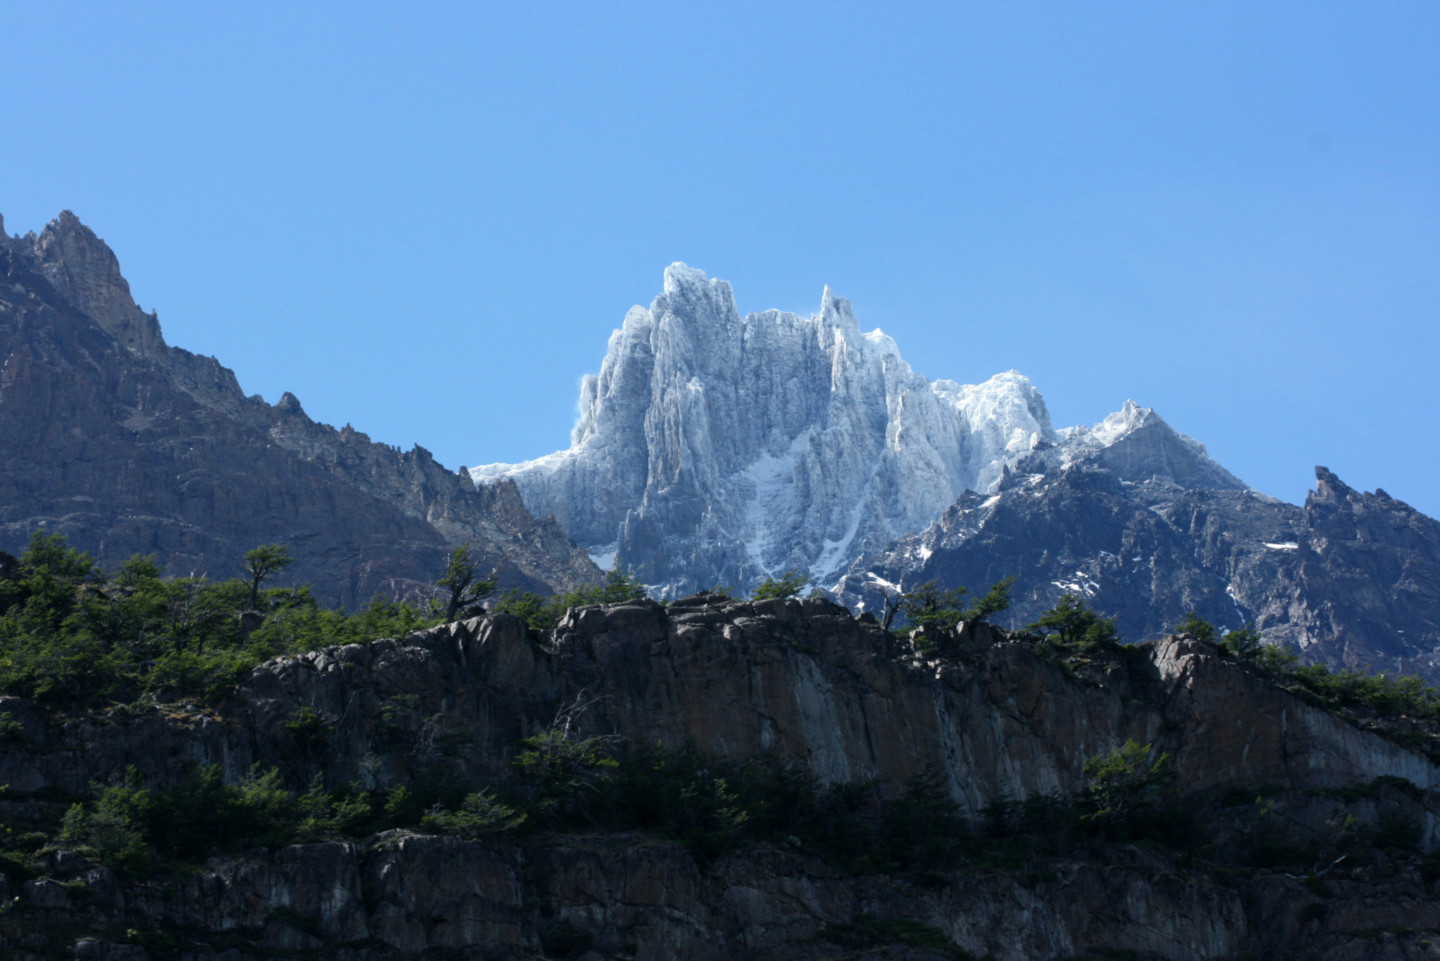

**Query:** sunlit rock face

left=474, top=264, right=1066, bottom=594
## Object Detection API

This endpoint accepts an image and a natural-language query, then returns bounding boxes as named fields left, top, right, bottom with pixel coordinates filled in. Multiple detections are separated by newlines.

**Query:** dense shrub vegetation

left=22, top=713, right=1426, bottom=897
left=0, top=533, right=443, bottom=704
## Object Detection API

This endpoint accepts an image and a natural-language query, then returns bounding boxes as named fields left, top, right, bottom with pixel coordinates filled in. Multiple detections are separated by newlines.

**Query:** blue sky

left=4, top=3, right=1438, bottom=515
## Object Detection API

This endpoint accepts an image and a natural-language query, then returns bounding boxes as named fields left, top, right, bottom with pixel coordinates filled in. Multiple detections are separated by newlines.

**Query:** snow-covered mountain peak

left=656, top=261, right=739, bottom=327
left=1083, top=399, right=1154, bottom=447
left=473, top=266, right=1243, bottom=594
left=1056, top=400, right=1246, bottom=490
left=818, top=284, right=862, bottom=335
left=662, top=261, right=724, bottom=298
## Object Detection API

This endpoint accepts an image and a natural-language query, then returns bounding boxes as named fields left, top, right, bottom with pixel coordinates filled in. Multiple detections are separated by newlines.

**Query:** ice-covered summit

left=472, top=266, right=1236, bottom=594
left=1053, top=400, right=1247, bottom=491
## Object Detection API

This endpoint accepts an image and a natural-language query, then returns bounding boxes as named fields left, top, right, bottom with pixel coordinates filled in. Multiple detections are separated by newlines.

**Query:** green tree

left=57, top=775, right=152, bottom=870
left=1029, top=594, right=1119, bottom=647
left=491, top=568, right=649, bottom=633
left=1173, top=611, right=1216, bottom=642
left=0, top=533, right=111, bottom=700
left=1083, top=739, right=1170, bottom=823
left=959, top=576, right=1016, bottom=622
left=1219, top=623, right=1261, bottom=657
left=575, top=568, right=649, bottom=605
left=242, top=544, right=293, bottom=610
left=1217, top=625, right=1299, bottom=672
left=515, top=698, right=621, bottom=825
left=882, top=577, right=1015, bottom=632
left=420, top=788, right=526, bottom=838
left=436, top=544, right=496, bottom=622
left=882, top=765, right=967, bottom=870
left=752, top=569, right=808, bottom=601
left=896, top=581, right=968, bottom=630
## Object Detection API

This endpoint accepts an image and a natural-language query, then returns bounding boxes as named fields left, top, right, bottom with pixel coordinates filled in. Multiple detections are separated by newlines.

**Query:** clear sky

left=4, top=3, right=1437, bottom=516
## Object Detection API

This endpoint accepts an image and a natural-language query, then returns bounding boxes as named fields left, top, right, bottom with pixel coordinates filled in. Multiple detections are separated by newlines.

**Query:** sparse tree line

left=1, top=531, right=1437, bottom=733
left=0, top=534, right=1435, bottom=927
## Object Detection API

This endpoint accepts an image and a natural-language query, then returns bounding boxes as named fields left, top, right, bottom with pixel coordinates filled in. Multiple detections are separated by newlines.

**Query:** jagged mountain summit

left=838, top=461, right=1440, bottom=677
left=475, top=264, right=1440, bottom=680
left=473, top=263, right=1243, bottom=595
left=0, top=211, right=600, bottom=603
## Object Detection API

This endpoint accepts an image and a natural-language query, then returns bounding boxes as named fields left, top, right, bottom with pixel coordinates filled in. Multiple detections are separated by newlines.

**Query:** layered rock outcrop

left=5, top=596, right=1432, bottom=810
left=0, top=212, right=600, bottom=604
left=2, top=598, right=1439, bottom=958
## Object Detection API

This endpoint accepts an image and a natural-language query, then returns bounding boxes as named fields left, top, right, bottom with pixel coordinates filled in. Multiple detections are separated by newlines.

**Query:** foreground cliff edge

left=3, top=596, right=1440, bottom=960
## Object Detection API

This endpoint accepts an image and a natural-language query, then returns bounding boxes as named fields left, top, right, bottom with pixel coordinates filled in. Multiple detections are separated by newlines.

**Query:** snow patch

left=740, top=430, right=813, bottom=568
left=864, top=572, right=901, bottom=594
left=1052, top=570, right=1100, bottom=597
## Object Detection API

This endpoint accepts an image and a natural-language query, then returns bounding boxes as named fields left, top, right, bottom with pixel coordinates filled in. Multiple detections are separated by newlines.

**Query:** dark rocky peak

left=1310, top=465, right=1358, bottom=505
left=1305, top=466, right=1440, bottom=558
left=1072, top=400, right=1248, bottom=491
left=31, top=210, right=165, bottom=356
left=275, top=390, right=306, bottom=416
left=0, top=209, right=602, bottom=604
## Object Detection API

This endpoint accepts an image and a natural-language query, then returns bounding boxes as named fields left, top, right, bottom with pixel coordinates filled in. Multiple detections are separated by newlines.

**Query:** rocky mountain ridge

left=838, top=461, right=1440, bottom=680
left=472, top=263, right=1440, bottom=681
left=472, top=265, right=1250, bottom=602
left=0, top=211, right=600, bottom=605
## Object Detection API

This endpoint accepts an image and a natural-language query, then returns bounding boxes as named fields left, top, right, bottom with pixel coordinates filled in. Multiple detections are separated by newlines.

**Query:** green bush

left=491, top=569, right=650, bottom=633
left=1288, top=664, right=1440, bottom=719
left=293, top=776, right=375, bottom=842
left=0, top=533, right=445, bottom=706
left=883, top=577, right=1014, bottom=634
left=1083, top=740, right=1170, bottom=826
left=57, top=779, right=152, bottom=870
left=285, top=706, right=333, bottom=755
left=883, top=766, right=967, bottom=870
left=752, top=570, right=808, bottom=601
left=1030, top=594, right=1119, bottom=648
left=514, top=724, right=621, bottom=825
left=1173, top=611, right=1217, bottom=642
left=420, top=789, right=526, bottom=838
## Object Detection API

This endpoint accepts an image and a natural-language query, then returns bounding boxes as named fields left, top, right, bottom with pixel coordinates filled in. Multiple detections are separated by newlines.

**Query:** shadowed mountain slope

left=0, top=211, right=600, bottom=605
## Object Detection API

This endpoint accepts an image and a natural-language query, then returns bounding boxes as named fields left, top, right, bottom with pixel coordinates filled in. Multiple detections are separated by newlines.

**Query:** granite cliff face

left=0, top=212, right=600, bottom=604
left=3, top=598, right=1439, bottom=959
left=8, top=596, right=1431, bottom=812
